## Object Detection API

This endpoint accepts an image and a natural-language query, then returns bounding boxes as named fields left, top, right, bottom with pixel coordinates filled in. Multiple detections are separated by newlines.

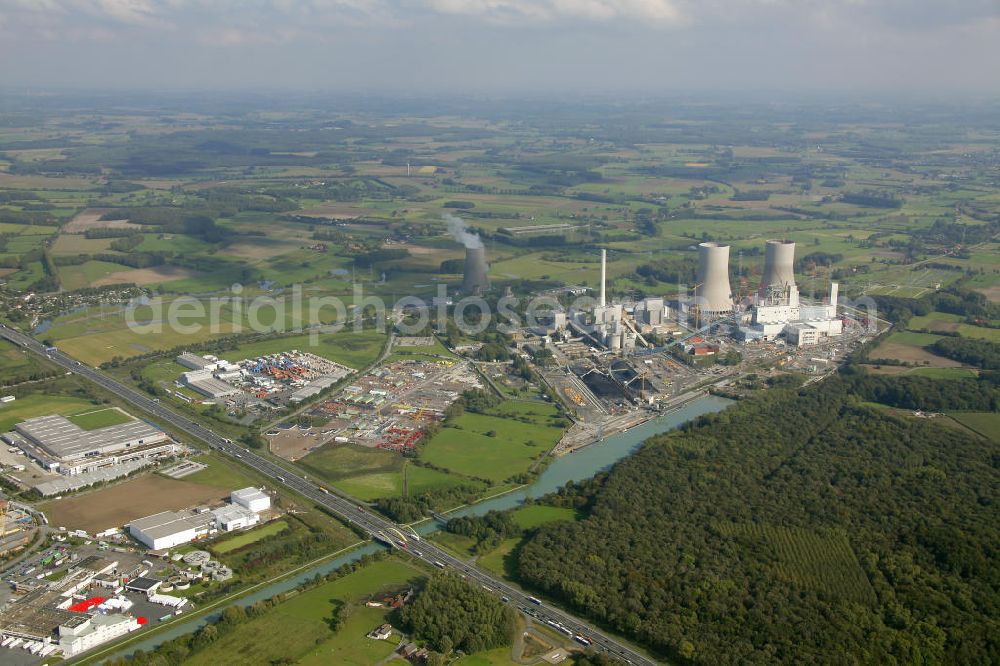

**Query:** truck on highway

left=527, top=596, right=542, bottom=605
left=433, top=561, right=446, bottom=569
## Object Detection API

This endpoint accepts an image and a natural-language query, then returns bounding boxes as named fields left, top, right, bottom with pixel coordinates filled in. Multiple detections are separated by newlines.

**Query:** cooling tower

left=761, top=239, right=796, bottom=290
left=694, top=242, right=733, bottom=314
left=463, top=246, right=489, bottom=294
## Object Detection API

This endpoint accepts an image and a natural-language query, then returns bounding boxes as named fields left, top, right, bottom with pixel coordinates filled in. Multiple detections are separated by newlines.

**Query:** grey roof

left=211, top=504, right=257, bottom=525
left=16, top=414, right=165, bottom=460
left=186, top=377, right=240, bottom=398
left=130, top=510, right=214, bottom=541
left=34, top=459, right=155, bottom=496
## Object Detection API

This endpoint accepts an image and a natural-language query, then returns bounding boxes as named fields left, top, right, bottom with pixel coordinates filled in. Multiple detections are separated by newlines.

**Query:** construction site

left=268, top=359, right=482, bottom=460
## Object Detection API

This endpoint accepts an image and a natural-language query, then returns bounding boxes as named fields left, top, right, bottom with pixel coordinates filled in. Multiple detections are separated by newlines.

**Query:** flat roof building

left=212, top=504, right=259, bottom=532
left=231, top=487, right=271, bottom=512
left=8, top=413, right=175, bottom=476
left=128, top=510, right=215, bottom=551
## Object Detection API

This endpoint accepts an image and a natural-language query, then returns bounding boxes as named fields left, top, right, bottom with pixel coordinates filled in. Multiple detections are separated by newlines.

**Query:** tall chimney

left=463, top=246, right=489, bottom=295
left=600, top=249, right=606, bottom=308
left=694, top=242, right=733, bottom=314
left=761, top=239, right=796, bottom=291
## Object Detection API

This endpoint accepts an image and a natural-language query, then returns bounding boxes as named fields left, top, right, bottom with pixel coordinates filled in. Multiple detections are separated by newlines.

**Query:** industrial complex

left=128, top=486, right=272, bottom=550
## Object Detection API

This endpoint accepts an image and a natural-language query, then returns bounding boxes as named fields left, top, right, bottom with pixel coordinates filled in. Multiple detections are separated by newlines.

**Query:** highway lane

left=0, top=325, right=657, bottom=665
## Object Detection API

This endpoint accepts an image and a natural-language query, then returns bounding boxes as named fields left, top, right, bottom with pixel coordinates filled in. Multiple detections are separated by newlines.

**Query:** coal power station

left=462, top=246, right=490, bottom=295
left=694, top=242, right=734, bottom=314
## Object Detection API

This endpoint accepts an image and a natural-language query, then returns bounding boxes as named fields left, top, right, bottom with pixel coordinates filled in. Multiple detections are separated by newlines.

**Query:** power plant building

left=741, top=239, right=843, bottom=346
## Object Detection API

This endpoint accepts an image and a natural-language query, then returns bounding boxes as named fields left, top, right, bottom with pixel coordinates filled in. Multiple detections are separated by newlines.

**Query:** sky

left=0, top=0, right=998, bottom=95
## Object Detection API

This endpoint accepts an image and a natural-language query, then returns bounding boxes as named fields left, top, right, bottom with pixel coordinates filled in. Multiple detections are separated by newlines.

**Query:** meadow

left=297, top=444, right=474, bottom=502
left=420, top=400, right=566, bottom=484
left=183, top=558, right=424, bottom=666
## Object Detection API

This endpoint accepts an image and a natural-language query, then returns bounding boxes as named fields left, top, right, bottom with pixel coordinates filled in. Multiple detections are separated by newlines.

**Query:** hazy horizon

left=1, top=1, right=998, bottom=96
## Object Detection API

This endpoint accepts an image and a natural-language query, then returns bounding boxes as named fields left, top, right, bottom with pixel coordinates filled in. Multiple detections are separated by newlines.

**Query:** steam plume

left=444, top=213, right=483, bottom=249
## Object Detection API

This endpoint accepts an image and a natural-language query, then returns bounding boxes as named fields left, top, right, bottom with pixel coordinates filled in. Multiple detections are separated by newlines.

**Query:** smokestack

left=694, top=242, right=733, bottom=314
left=463, top=246, right=489, bottom=295
left=762, top=239, right=796, bottom=291
left=600, top=249, right=606, bottom=308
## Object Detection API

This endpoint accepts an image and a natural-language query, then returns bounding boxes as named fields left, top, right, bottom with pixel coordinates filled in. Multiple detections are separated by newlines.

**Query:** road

left=0, top=325, right=658, bottom=665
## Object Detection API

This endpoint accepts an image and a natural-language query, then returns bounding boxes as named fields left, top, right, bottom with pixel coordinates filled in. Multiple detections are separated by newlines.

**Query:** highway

left=0, top=325, right=658, bottom=665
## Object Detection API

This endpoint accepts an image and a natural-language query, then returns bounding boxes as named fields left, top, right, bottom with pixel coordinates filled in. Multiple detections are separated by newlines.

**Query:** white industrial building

left=58, top=613, right=141, bottom=656
left=212, top=504, right=259, bottom=532
left=231, top=487, right=271, bottom=512
left=128, top=488, right=271, bottom=549
left=2, top=412, right=176, bottom=476
left=128, top=509, right=216, bottom=550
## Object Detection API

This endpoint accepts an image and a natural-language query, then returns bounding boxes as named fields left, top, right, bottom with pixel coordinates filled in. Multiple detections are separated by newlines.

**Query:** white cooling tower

left=761, top=239, right=796, bottom=291
left=694, top=242, right=733, bottom=314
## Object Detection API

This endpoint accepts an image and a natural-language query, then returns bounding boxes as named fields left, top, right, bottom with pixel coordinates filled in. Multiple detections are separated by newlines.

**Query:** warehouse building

left=181, top=369, right=241, bottom=399
left=231, top=487, right=271, bottom=512
left=128, top=489, right=272, bottom=549
left=3, top=412, right=176, bottom=476
left=128, top=510, right=216, bottom=550
left=212, top=504, right=259, bottom=532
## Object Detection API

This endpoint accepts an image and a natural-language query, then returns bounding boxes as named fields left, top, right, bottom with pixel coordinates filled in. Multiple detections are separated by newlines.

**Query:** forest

left=930, top=337, right=1000, bottom=370
left=515, top=374, right=999, bottom=664
left=400, top=574, right=517, bottom=655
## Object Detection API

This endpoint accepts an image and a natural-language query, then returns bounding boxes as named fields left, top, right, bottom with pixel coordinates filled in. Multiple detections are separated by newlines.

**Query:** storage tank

left=694, top=242, right=733, bottom=314
left=462, top=246, right=489, bottom=295
left=761, top=239, right=796, bottom=291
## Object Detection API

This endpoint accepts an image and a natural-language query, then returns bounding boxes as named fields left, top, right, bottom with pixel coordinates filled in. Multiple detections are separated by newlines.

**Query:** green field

left=217, top=329, right=387, bottom=370
left=212, top=520, right=289, bottom=554
left=180, top=454, right=261, bottom=489
left=420, top=401, right=566, bottom=484
left=298, top=444, right=471, bottom=501
left=907, top=367, right=978, bottom=379
left=510, top=505, right=581, bottom=531
left=883, top=331, right=945, bottom=347
left=185, top=558, right=424, bottom=666
left=0, top=394, right=102, bottom=432
left=0, top=339, right=44, bottom=382
left=67, top=408, right=132, bottom=430
left=948, top=412, right=1000, bottom=443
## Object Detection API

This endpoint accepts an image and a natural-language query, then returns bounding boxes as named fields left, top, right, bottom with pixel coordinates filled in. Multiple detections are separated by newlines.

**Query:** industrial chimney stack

left=694, top=242, right=734, bottom=314
left=761, top=239, right=796, bottom=291
left=463, top=246, right=489, bottom=295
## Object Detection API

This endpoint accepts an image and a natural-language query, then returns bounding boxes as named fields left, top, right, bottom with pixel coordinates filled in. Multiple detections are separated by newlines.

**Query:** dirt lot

left=63, top=208, right=142, bottom=233
left=43, top=475, right=229, bottom=534
left=91, top=265, right=199, bottom=287
left=268, top=426, right=331, bottom=461
left=870, top=342, right=964, bottom=366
